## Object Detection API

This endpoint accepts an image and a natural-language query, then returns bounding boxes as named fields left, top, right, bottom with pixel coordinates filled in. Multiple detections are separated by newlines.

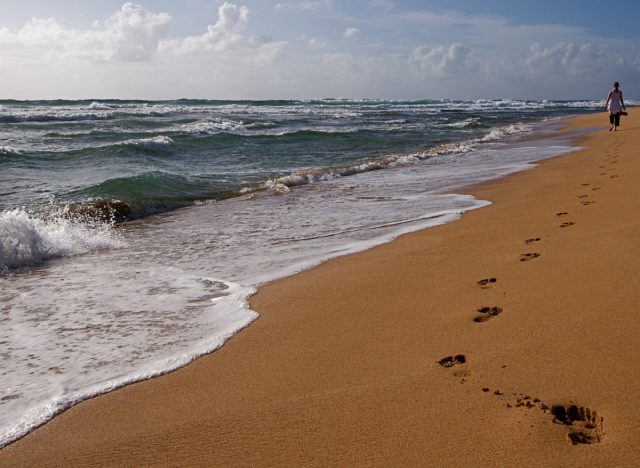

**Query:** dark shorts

left=610, top=112, right=621, bottom=126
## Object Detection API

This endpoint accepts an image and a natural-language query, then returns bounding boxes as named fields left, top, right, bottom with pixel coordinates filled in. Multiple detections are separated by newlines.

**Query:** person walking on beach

left=605, top=81, right=626, bottom=131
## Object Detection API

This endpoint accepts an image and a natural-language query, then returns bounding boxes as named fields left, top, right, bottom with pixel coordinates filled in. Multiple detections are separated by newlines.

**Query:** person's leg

left=609, top=113, right=615, bottom=130
left=614, top=112, right=621, bottom=130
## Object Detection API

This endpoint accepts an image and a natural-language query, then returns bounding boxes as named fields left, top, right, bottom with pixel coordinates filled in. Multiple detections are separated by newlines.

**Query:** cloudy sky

left=1, top=0, right=639, bottom=100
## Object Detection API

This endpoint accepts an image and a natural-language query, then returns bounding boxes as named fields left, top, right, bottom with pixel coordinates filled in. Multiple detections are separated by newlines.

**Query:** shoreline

left=3, top=110, right=640, bottom=465
left=0, top=112, right=581, bottom=450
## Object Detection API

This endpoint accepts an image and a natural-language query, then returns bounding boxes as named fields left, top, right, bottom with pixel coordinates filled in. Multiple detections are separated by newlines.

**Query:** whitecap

left=480, top=124, right=532, bottom=142
left=0, top=209, right=125, bottom=272
left=445, top=118, right=479, bottom=129
left=0, top=145, right=22, bottom=155
left=181, top=119, right=246, bottom=135
left=120, top=135, right=174, bottom=150
left=0, top=111, right=114, bottom=123
left=264, top=180, right=291, bottom=193
left=88, top=101, right=112, bottom=110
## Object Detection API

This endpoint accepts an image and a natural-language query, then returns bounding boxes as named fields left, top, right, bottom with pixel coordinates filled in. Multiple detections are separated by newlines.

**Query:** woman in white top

left=605, top=81, right=626, bottom=131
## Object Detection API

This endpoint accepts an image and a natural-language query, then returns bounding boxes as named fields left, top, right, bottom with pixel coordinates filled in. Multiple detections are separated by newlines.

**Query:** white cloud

left=522, top=42, right=611, bottom=76
left=160, top=2, right=249, bottom=54
left=301, top=35, right=327, bottom=48
left=0, top=2, right=284, bottom=66
left=323, top=52, right=355, bottom=67
left=159, top=2, right=286, bottom=64
left=0, top=3, right=171, bottom=62
left=409, top=43, right=474, bottom=77
left=98, top=3, right=171, bottom=61
left=343, top=27, right=359, bottom=39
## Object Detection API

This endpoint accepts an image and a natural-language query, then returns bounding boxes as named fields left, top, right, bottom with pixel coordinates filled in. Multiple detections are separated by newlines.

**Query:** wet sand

left=2, top=111, right=640, bottom=466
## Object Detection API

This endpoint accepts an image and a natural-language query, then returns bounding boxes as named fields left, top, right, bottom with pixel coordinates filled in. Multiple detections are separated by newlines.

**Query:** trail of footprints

left=435, top=168, right=617, bottom=445
left=437, top=353, right=605, bottom=444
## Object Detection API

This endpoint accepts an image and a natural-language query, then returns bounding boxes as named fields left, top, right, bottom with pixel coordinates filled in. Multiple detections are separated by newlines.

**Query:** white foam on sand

left=0, top=266, right=256, bottom=447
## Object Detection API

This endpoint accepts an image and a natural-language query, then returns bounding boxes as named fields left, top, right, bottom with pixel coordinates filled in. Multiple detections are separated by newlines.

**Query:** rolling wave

left=0, top=112, right=114, bottom=123
left=62, top=172, right=237, bottom=219
left=5, top=121, right=536, bottom=221
left=240, top=122, right=533, bottom=194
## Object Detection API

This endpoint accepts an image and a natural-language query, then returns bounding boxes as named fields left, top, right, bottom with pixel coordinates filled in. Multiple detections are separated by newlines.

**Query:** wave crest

left=237, top=122, right=533, bottom=197
left=0, top=209, right=125, bottom=272
left=120, top=135, right=174, bottom=150
left=181, top=118, right=247, bottom=135
left=88, top=101, right=112, bottom=110
left=480, top=124, right=532, bottom=142
left=0, top=112, right=114, bottom=123
left=0, top=145, right=22, bottom=156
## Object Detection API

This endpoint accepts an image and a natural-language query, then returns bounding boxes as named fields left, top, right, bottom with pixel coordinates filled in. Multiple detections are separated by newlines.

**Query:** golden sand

left=2, top=111, right=639, bottom=467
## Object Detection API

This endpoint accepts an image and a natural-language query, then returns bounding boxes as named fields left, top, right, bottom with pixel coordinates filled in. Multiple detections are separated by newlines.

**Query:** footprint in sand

left=581, top=183, right=590, bottom=187
left=578, top=195, right=589, bottom=199
left=560, top=222, right=575, bottom=228
left=473, top=306, right=503, bottom=322
left=477, top=278, right=497, bottom=288
left=525, top=237, right=541, bottom=244
left=591, top=187, right=602, bottom=191
left=610, top=175, right=619, bottom=179
left=520, top=253, right=540, bottom=262
left=501, top=394, right=549, bottom=413
left=551, top=405, right=604, bottom=445
left=581, top=201, right=596, bottom=206
left=438, top=354, right=466, bottom=367
left=556, top=212, right=568, bottom=217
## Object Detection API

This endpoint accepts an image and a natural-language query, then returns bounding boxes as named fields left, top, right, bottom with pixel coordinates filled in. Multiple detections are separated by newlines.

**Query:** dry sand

left=2, top=111, right=640, bottom=467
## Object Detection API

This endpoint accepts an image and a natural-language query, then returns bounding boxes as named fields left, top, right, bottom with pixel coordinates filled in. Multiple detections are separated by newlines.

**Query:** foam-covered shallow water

left=0, top=98, right=600, bottom=447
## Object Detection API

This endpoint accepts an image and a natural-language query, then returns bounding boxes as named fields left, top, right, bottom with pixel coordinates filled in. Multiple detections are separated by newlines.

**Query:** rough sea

left=0, top=98, right=614, bottom=446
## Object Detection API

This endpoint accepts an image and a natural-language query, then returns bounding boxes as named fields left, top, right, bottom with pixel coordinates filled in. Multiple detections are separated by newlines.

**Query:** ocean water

left=0, top=98, right=611, bottom=446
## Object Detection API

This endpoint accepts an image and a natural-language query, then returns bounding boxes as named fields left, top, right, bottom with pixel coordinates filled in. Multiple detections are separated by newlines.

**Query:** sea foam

left=0, top=209, right=125, bottom=272
left=0, top=145, right=22, bottom=155
left=0, top=267, right=257, bottom=448
left=182, top=118, right=246, bottom=135
left=88, top=101, right=112, bottom=110
left=120, top=135, right=174, bottom=150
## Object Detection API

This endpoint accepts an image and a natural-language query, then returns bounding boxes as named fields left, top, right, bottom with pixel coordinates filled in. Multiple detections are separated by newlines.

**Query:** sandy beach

left=2, top=110, right=639, bottom=466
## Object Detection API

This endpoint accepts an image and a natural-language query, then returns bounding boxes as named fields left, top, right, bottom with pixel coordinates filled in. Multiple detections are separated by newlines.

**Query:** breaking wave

left=0, top=145, right=22, bottom=156
left=0, top=209, right=125, bottom=272
left=119, top=135, right=174, bottom=150
left=242, top=123, right=533, bottom=194
left=0, top=112, right=114, bottom=123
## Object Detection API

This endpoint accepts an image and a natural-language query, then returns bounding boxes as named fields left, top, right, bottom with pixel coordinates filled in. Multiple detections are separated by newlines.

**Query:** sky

left=1, top=0, right=639, bottom=100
